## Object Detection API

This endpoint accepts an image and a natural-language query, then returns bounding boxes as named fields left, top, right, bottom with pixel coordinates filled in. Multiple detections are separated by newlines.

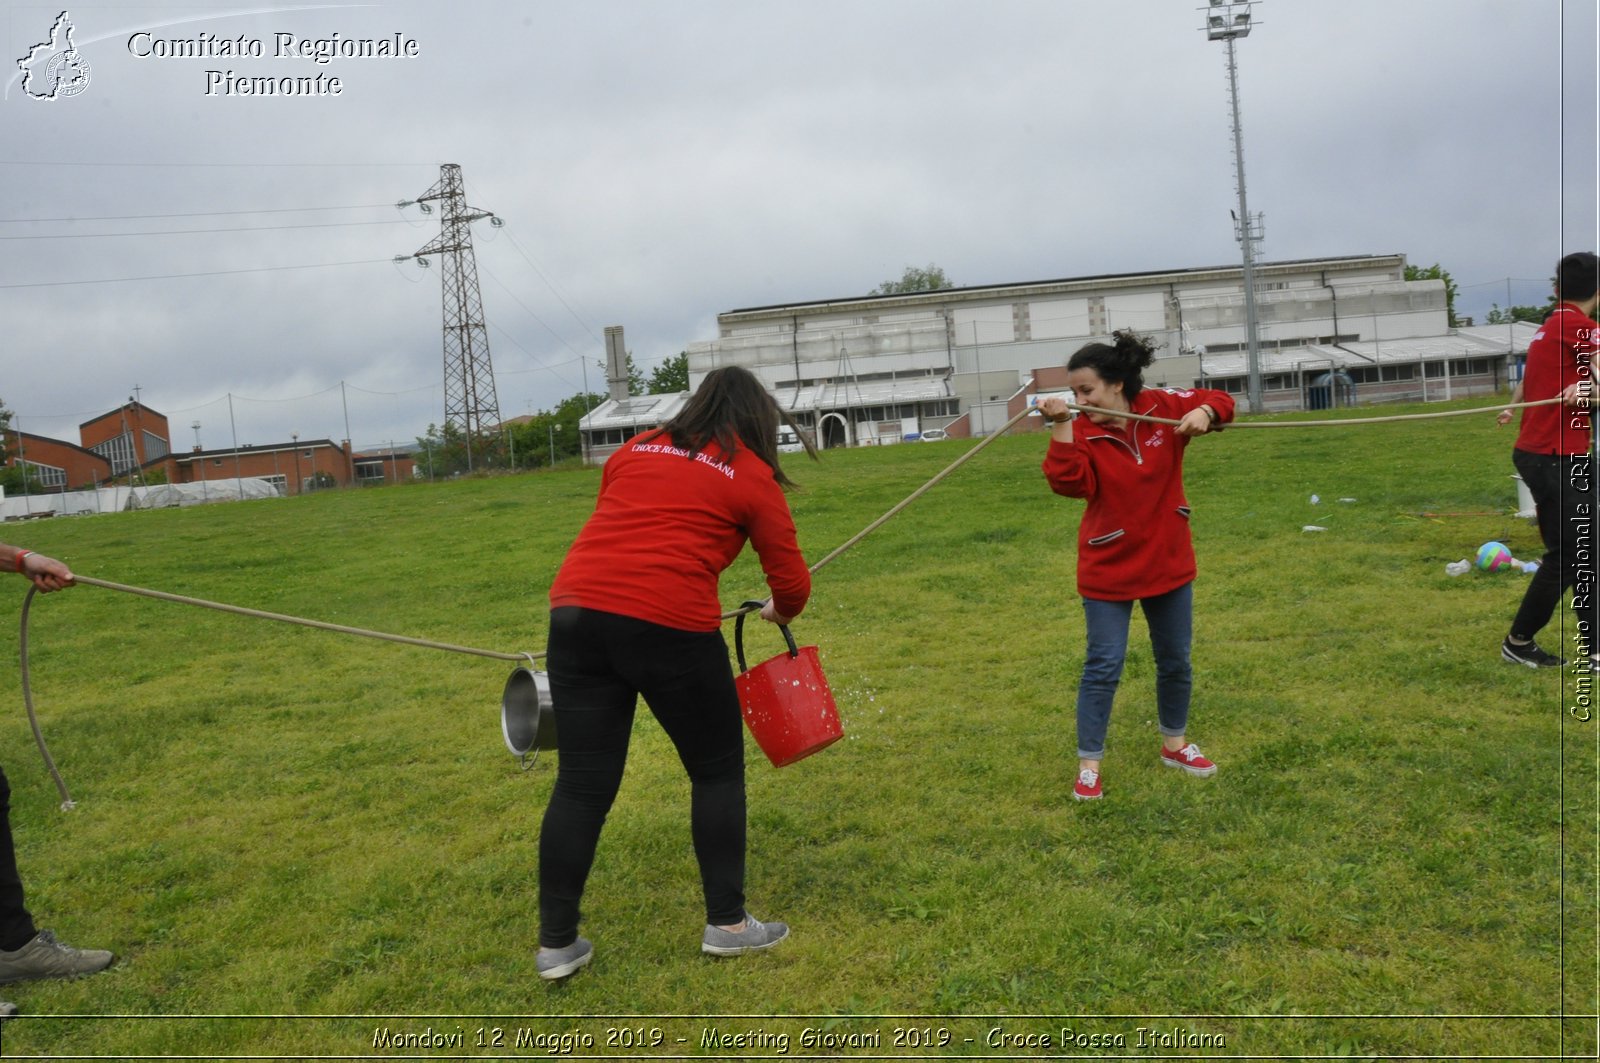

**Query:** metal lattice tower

left=402, top=163, right=502, bottom=466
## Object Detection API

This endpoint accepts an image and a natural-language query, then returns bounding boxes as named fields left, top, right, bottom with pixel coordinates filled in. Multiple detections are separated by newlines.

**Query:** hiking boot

left=1502, top=637, right=1565, bottom=668
left=702, top=914, right=788, bottom=956
left=0, top=931, right=113, bottom=984
left=535, top=937, right=592, bottom=981
left=1072, top=768, right=1102, bottom=801
left=1160, top=742, right=1217, bottom=777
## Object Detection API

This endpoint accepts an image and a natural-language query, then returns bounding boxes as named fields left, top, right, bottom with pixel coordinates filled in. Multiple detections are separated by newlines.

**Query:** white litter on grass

left=1309, top=494, right=1320, bottom=504
left=1445, top=559, right=1471, bottom=577
left=1339, top=497, right=1357, bottom=503
left=1302, top=525, right=1328, bottom=532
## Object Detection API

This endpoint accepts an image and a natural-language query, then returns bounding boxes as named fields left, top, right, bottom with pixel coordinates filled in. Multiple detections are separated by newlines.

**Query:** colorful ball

left=1476, top=541, right=1514, bottom=572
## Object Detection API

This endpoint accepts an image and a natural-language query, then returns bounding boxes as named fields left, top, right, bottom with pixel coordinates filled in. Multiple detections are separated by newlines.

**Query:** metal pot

left=501, top=665, right=557, bottom=765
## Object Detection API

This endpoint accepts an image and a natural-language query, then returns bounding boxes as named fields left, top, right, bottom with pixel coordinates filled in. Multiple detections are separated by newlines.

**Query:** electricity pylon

left=398, top=163, right=503, bottom=470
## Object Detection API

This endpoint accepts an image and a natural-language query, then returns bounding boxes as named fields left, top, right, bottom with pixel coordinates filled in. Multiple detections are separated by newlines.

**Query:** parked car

left=920, top=428, right=949, bottom=442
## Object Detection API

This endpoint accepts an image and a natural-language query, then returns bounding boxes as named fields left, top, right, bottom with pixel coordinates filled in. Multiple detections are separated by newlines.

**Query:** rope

left=71, top=576, right=535, bottom=661
left=1057, top=395, right=1560, bottom=430
left=19, top=587, right=74, bottom=810
left=806, top=405, right=1037, bottom=574
left=721, top=396, right=1553, bottom=617
left=17, top=392, right=1548, bottom=800
left=719, top=406, right=1039, bottom=620
left=17, top=577, right=540, bottom=809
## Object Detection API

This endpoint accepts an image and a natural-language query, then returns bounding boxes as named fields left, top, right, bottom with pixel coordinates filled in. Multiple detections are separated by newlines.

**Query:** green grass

left=0, top=397, right=1592, bottom=1058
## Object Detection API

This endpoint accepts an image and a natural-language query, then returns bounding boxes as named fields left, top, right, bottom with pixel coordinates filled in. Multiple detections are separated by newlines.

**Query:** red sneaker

left=1073, top=768, right=1102, bottom=801
left=1160, top=742, right=1216, bottom=777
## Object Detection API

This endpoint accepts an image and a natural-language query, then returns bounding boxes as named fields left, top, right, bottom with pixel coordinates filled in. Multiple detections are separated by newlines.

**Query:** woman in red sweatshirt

left=1036, top=330, right=1233, bottom=802
left=536, top=366, right=812, bottom=980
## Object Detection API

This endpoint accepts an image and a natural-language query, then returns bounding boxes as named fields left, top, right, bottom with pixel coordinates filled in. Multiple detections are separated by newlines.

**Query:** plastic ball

left=1476, top=541, right=1514, bottom=573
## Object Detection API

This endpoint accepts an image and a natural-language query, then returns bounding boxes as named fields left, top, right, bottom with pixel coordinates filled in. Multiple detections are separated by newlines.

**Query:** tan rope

left=72, top=576, right=538, bottom=662
left=719, top=405, right=1038, bottom=619
left=1058, top=395, right=1560, bottom=430
left=722, top=395, right=1554, bottom=617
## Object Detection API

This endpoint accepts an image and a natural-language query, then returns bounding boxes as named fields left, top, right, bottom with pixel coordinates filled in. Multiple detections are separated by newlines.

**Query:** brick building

left=6, top=401, right=416, bottom=498
left=5, top=431, right=112, bottom=489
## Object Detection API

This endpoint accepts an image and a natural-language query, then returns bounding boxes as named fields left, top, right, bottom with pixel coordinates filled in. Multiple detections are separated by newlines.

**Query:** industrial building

left=578, top=252, right=1528, bottom=461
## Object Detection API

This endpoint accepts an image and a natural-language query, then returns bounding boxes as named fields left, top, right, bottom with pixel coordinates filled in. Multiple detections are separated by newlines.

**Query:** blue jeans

left=1076, top=582, right=1193, bottom=761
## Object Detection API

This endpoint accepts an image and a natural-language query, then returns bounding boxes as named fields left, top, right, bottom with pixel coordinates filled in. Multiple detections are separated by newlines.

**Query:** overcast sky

left=3, top=0, right=1596, bottom=452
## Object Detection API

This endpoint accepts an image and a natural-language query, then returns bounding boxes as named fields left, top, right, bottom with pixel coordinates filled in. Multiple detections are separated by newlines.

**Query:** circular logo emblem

left=44, top=49, right=90, bottom=97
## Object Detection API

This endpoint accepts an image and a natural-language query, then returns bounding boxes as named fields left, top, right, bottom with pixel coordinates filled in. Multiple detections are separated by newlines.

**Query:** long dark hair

left=646, top=365, right=814, bottom=488
left=1066, top=328, right=1160, bottom=403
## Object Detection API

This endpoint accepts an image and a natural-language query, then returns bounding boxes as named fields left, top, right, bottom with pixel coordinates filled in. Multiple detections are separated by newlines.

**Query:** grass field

left=0, top=397, right=1592, bottom=1059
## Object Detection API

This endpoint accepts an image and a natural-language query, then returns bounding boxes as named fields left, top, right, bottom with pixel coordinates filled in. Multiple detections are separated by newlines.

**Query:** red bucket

left=733, top=605, right=843, bottom=767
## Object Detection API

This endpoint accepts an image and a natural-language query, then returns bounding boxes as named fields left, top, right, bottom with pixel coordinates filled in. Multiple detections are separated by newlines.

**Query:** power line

left=0, top=160, right=431, bottom=169
left=478, top=262, right=597, bottom=364
left=499, top=226, right=606, bottom=349
left=0, top=204, right=397, bottom=224
left=0, top=258, right=390, bottom=290
left=0, top=220, right=413, bottom=241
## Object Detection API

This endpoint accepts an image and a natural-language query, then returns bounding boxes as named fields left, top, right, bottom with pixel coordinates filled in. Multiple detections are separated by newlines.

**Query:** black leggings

left=1511, top=449, right=1600, bottom=648
left=538, top=607, right=746, bottom=949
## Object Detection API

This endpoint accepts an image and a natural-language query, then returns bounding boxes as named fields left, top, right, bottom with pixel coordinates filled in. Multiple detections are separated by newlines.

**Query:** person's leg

left=0, top=765, right=112, bottom=990
left=623, top=625, right=747, bottom=929
left=1509, top=450, right=1569, bottom=645
left=538, top=608, right=639, bottom=950
left=1077, top=597, right=1134, bottom=769
left=1142, top=582, right=1194, bottom=747
left=0, top=767, right=37, bottom=953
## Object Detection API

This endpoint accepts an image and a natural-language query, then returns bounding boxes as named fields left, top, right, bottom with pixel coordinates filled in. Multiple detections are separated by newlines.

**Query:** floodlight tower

left=1203, top=0, right=1265, bottom=414
left=397, top=163, right=504, bottom=470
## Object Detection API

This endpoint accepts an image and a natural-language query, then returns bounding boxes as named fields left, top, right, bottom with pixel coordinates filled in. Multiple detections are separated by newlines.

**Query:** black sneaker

left=1502, top=638, right=1566, bottom=668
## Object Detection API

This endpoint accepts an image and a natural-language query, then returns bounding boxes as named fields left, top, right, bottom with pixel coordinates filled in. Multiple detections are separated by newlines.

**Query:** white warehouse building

left=578, top=253, right=1527, bottom=460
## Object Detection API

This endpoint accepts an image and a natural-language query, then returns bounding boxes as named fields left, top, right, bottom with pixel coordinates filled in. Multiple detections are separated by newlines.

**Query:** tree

left=597, top=353, right=647, bottom=396
left=503, top=391, right=605, bottom=471
left=872, top=263, right=953, bottom=295
left=414, top=421, right=508, bottom=478
left=1404, top=262, right=1461, bottom=328
left=1486, top=301, right=1553, bottom=325
left=648, top=352, right=689, bottom=394
left=0, top=399, right=34, bottom=495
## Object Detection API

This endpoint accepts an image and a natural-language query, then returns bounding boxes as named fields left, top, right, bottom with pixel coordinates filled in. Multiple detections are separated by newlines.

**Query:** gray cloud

left=3, top=0, right=1594, bottom=449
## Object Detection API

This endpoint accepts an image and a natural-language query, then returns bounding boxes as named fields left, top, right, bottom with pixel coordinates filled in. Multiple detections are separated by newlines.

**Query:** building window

left=19, top=460, right=66, bottom=488
left=259, top=475, right=287, bottom=496
left=142, top=431, right=169, bottom=461
left=91, top=432, right=137, bottom=474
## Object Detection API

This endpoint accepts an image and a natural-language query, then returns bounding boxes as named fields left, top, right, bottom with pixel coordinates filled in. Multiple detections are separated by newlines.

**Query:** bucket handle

left=734, top=599, right=799, bottom=673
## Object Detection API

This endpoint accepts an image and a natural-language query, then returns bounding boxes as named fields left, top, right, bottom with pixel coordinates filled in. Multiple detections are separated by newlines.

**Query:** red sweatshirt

left=550, top=432, right=810, bottom=631
left=1042, top=387, right=1235, bottom=601
left=1515, top=303, right=1599, bottom=456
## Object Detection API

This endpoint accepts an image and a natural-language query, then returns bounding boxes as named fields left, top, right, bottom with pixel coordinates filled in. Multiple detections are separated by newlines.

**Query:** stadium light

left=1200, top=0, right=1265, bottom=414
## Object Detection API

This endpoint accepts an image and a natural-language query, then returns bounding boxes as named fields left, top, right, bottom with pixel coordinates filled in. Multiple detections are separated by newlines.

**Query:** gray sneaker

left=702, top=915, right=789, bottom=956
left=0, top=930, right=114, bottom=984
left=535, top=937, right=592, bottom=981
left=0, top=1000, right=16, bottom=1019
